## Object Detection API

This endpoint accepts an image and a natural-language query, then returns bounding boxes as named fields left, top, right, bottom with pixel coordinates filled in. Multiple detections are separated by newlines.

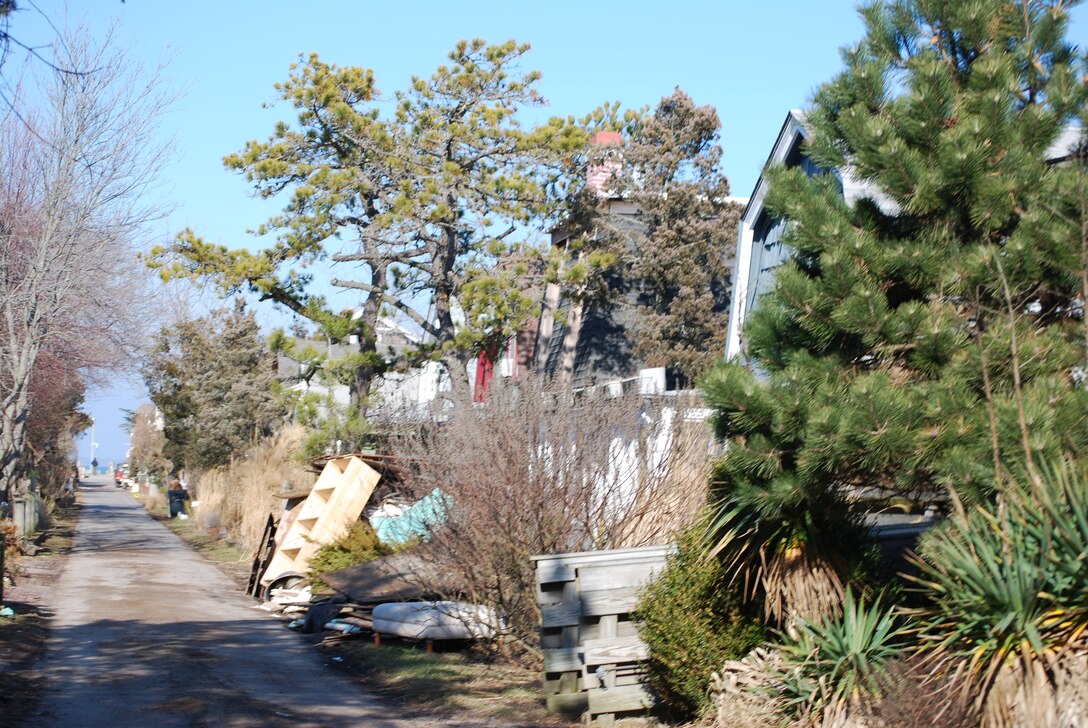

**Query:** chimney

left=586, top=130, right=623, bottom=197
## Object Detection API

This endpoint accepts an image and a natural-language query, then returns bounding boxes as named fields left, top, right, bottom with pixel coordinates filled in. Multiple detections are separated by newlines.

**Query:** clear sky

left=7, top=1, right=1086, bottom=467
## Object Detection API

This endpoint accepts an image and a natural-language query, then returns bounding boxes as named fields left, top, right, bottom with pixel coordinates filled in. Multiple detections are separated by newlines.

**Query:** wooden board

left=587, top=683, right=654, bottom=714
left=542, top=647, right=583, bottom=674
left=246, top=514, right=277, bottom=597
left=576, top=562, right=662, bottom=592
left=533, top=545, right=671, bottom=585
left=580, top=587, right=641, bottom=616
left=540, top=601, right=581, bottom=628
left=261, top=456, right=381, bottom=585
left=542, top=672, right=585, bottom=694
left=321, top=545, right=460, bottom=603
left=545, top=692, right=588, bottom=717
left=582, top=636, right=648, bottom=667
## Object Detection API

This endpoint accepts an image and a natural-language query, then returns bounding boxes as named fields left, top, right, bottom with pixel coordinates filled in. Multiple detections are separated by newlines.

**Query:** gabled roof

left=725, top=110, right=1083, bottom=363
left=740, top=110, right=808, bottom=226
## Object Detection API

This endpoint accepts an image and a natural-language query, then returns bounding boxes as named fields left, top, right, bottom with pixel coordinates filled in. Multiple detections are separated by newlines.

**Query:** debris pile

left=259, top=585, right=377, bottom=645
left=259, top=584, right=505, bottom=648
left=249, top=453, right=497, bottom=648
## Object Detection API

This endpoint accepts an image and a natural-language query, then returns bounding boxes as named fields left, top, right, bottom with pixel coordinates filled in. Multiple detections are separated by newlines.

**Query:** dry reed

left=143, top=486, right=166, bottom=515
left=189, top=426, right=314, bottom=555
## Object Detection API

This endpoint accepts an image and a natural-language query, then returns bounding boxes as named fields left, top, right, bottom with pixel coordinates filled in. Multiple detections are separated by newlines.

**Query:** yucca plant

left=909, top=460, right=1088, bottom=726
left=774, top=589, right=910, bottom=720
left=705, top=473, right=867, bottom=624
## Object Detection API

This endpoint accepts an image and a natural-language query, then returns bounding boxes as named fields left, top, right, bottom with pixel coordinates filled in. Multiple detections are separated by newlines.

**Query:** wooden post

left=559, top=580, right=580, bottom=695
left=596, top=614, right=618, bottom=728
left=425, top=639, right=434, bottom=654
left=373, top=632, right=381, bottom=647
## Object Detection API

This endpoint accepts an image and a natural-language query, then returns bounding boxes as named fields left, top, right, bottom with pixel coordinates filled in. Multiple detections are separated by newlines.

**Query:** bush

left=384, top=375, right=711, bottom=662
left=774, top=589, right=909, bottom=719
left=307, top=520, right=390, bottom=589
left=909, top=460, right=1088, bottom=725
left=633, top=521, right=764, bottom=719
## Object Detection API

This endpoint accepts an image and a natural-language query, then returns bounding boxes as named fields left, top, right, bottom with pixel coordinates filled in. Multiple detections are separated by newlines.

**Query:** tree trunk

left=558, top=300, right=585, bottom=388
left=0, top=384, right=32, bottom=502
left=0, top=304, right=42, bottom=500
left=534, top=282, right=562, bottom=371
left=348, top=263, right=388, bottom=418
left=441, top=352, right=473, bottom=406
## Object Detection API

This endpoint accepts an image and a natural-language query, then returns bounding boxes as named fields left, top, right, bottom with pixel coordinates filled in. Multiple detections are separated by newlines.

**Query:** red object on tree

left=474, top=350, right=495, bottom=402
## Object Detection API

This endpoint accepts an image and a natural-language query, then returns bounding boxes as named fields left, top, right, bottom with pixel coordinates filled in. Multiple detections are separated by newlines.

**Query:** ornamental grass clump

left=774, top=590, right=909, bottom=721
left=909, top=461, right=1088, bottom=727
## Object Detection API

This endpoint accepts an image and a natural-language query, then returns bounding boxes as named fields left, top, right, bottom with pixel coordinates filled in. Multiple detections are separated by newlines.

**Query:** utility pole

left=87, top=418, right=98, bottom=474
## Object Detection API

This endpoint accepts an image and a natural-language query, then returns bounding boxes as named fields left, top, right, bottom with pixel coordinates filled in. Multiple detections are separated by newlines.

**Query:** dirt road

left=23, top=477, right=466, bottom=728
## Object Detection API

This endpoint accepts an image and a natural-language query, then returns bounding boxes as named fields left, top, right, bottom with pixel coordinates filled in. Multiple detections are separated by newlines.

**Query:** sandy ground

left=18, top=477, right=509, bottom=728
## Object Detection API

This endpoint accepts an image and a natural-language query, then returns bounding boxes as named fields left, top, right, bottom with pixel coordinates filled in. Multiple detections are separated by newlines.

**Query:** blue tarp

left=372, top=488, right=448, bottom=546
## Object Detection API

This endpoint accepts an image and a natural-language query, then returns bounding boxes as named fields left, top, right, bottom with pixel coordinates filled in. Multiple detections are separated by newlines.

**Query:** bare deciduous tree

left=0, top=28, right=169, bottom=500
left=383, top=375, right=710, bottom=659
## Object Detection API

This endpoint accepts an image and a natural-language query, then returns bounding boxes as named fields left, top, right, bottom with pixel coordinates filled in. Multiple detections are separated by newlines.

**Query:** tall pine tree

left=145, top=301, right=283, bottom=473
left=152, top=41, right=581, bottom=410
left=703, top=0, right=1088, bottom=622
left=626, top=89, right=741, bottom=386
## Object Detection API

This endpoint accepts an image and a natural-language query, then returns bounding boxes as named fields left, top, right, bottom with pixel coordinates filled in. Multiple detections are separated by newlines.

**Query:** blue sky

left=8, top=1, right=1085, bottom=466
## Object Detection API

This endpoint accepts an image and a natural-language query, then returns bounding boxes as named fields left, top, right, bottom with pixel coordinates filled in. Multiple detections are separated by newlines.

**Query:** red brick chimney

left=586, top=130, right=623, bottom=197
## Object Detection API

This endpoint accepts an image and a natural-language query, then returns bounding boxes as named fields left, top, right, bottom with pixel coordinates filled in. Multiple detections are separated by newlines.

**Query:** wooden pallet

left=532, top=545, right=670, bottom=726
left=246, top=514, right=277, bottom=598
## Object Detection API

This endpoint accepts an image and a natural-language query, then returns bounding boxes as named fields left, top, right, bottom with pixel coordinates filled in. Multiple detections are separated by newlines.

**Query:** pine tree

left=151, top=41, right=580, bottom=407
left=625, top=89, right=741, bottom=385
left=144, top=302, right=284, bottom=472
left=703, top=0, right=1088, bottom=621
left=189, top=301, right=283, bottom=466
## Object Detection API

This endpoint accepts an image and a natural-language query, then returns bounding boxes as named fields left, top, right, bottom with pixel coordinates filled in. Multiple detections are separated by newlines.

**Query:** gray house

left=724, top=110, right=890, bottom=361
left=725, top=110, right=1083, bottom=362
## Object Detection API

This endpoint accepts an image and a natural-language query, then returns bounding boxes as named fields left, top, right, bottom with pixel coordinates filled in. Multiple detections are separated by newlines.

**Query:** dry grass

left=143, top=486, right=167, bottom=515
left=978, top=654, right=1088, bottom=728
left=707, top=651, right=975, bottom=728
left=707, top=647, right=787, bottom=728
left=322, top=639, right=573, bottom=726
left=189, top=426, right=313, bottom=555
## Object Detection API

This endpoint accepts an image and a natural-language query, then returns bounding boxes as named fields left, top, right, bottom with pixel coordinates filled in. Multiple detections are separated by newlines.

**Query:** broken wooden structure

left=320, top=544, right=459, bottom=604
left=532, top=544, right=671, bottom=727
left=260, top=455, right=381, bottom=590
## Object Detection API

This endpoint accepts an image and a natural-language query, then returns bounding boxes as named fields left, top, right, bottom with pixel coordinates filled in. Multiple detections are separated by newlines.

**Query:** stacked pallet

left=532, top=545, right=671, bottom=727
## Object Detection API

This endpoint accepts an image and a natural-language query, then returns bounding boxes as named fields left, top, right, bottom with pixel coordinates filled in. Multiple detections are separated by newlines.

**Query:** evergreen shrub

left=633, top=521, right=764, bottom=719
left=307, top=520, right=391, bottom=589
